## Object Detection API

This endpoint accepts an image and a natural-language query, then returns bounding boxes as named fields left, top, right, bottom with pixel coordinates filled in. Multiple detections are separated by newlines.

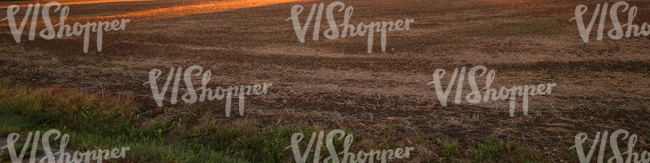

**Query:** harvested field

left=1, top=0, right=649, bottom=162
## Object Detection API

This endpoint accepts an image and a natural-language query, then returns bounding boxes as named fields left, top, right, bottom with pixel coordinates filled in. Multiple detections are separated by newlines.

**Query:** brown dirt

left=2, top=0, right=650, bottom=161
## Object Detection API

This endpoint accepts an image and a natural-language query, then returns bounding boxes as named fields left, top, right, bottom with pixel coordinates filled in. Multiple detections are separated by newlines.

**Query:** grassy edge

left=0, top=81, right=580, bottom=163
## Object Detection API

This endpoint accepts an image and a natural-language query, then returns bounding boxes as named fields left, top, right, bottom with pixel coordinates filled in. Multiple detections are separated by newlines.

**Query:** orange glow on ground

left=92, top=0, right=315, bottom=22
left=0, top=0, right=153, bottom=8
left=0, top=0, right=315, bottom=27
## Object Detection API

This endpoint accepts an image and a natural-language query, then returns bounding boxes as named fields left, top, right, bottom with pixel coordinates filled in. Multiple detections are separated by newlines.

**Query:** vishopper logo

left=571, top=1, right=650, bottom=43
left=4, top=129, right=130, bottom=163
left=144, top=65, right=272, bottom=117
left=287, top=1, right=414, bottom=53
left=286, top=129, right=415, bottom=163
left=0, top=1, right=130, bottom=53
left=427, top=65, right=556, bottom=117
left=571, top=129, right=650, bottom=163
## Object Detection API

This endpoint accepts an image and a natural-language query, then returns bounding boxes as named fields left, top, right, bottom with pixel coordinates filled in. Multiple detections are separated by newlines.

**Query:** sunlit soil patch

left=90, top=0, right=316, bottom=22
left=0, top=0, right=315, bottom=27
left=0, top=0, right=153, bottom=8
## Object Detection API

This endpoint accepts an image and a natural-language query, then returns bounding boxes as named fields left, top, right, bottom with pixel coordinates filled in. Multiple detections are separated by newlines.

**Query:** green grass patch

left=0, top=81, right=326, bottom=163
left=0, top=82, right=247, bottom=162
left=470, top=139, right=540, bottom=163
left=0, top=81, right=566, bottom=162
